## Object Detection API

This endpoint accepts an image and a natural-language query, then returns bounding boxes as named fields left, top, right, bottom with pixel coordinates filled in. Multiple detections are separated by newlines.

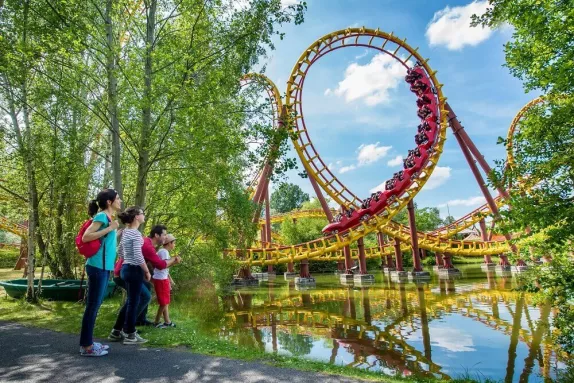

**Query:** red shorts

left=152, top=278, right=171, bottom=306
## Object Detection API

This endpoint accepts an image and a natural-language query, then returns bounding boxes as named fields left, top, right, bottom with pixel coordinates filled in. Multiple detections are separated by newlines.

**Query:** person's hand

left=144, top=271, right=151, bottom=281
left=109, top=220, right=120, bottom=231
left=170, top=281, right=176, bottom=290
left=174, top=256, right=182, bottom=265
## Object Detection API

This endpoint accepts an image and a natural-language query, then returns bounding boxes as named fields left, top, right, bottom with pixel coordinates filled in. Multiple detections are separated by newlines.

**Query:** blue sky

left=257, top=0, right=535, bottom=219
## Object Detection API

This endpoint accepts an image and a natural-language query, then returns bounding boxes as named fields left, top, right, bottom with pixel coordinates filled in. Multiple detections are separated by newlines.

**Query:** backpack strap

left=101, top=214, right=112, bottom=270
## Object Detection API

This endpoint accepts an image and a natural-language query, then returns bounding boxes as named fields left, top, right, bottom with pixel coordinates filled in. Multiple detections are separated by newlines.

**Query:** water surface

left=180, top=266, right=567, bottom=382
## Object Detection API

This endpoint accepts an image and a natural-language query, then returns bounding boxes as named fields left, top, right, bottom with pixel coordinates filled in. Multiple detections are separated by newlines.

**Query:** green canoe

left=0, top=279, right=116, bottom=301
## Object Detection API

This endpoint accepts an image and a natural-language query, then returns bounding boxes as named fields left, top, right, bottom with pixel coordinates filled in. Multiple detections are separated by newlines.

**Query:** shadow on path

left=0, top=321, right=367, bottom=383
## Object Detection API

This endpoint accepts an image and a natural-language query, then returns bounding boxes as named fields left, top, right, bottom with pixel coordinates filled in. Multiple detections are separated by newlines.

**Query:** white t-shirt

left=153, top=248, right=170, bottom=280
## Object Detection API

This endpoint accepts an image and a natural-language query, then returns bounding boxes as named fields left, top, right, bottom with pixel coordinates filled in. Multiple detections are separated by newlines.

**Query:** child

left=153, top=234, right=177, bottom=328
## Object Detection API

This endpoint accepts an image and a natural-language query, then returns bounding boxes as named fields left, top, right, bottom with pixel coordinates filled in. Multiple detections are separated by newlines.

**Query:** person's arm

left=133, top=236, right=150, bottom=281
left=82, top=217, right=119, bottom=242
left=142, top=239, right=168, bottom=270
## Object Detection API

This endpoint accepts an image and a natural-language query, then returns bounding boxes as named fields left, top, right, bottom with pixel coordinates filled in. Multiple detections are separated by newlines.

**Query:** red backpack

left=75, top=217, right=110, bottom=259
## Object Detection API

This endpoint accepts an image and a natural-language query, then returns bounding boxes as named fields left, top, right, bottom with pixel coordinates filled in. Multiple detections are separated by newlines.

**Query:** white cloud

left=357, top=142, right=392, bottom=166
left=426, top=1, right=492, bottom=50
left=334, top=53, right=407, bottom=106
left=339, top=165, right=356, bottom=174
left=424, top=166, right=451, bottom=190
left=324, top=88, right=332, bottom=96
left=438, top=196, right=486, bottom=208
left=387, top=155, right=403, bottom=167
left=409, top=327, right=475, bottom=352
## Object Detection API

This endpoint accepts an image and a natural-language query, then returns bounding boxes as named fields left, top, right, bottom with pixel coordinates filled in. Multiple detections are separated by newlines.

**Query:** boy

left=153, top=234, right=177, bottom=328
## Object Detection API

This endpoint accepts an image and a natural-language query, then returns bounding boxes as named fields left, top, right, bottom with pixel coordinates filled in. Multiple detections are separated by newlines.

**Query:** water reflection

left=217, top=267, right=565, bottom=382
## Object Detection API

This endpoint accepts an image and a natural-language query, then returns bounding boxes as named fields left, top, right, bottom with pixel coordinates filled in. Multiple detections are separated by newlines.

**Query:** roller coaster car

left=417, top=105, right=434, bottom=120
left=415, top=131, right=429, bottom=146
left=405, top=67, right=425, bottom=84
left=410, top=77, right=433, bottom=96
left=384, top=170, right=414, bottom=200
left=417, top=94, right=439, bottom=113
left=404, top=148, right=428, bottom=173
left=357, top=190, right=392, bottom=219
left=322, top=207, right=362, bottom=235
left=418, top=120, right=438, bottom=143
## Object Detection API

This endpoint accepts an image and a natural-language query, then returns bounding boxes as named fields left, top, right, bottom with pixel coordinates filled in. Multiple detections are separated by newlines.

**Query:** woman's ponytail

left=88, top=199, right=99, bottom=217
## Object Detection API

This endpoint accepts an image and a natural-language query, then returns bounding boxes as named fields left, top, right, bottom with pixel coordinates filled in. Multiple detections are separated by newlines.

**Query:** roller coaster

left=231, top=27, right=543, bottom=278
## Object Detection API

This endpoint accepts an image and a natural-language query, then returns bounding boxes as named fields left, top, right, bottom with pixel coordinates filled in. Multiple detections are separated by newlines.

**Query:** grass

left=0, top=282, right=492, bottom=383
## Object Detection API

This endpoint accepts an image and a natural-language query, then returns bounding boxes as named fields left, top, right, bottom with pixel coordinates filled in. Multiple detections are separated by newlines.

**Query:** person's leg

left=160, top=279, right=174, bottom=326
left=122, top=265, right=143, bottom=337
left=136, top=282, right=151, bottom=323
left=163, top=305, right=171, bottom=324
left=111, top=276, right=127, bottom=332
left=80, top=266, right=109, bottom=348
left=136, top=280, right=152, bottom=324
left=155, top=305, right=165, bottom=325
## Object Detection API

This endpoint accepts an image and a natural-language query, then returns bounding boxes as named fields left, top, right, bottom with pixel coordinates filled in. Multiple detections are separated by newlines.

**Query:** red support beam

left=448, top=108, right=518, bottom=255
left=343, top=245, right=353, bottom=273
left=407, top=200, right=423, bottom=272
left=442, top=253, right=454, bottom=269
left=308, top=175, right=334, bottom=222
left=435, top=252, right=442, bottom=268
left=445, top=103, right=510, bottom=200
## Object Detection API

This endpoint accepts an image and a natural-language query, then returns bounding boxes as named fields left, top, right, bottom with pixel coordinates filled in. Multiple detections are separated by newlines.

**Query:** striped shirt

left=120, top=229, right=145, bottom=266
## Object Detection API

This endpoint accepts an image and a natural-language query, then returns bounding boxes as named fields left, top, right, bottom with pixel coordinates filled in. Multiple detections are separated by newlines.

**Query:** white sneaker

left=123, top=331, right=147, bottom=345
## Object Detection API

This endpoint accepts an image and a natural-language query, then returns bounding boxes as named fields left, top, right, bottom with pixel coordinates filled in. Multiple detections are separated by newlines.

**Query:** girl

left=79, top=189, right=121, bottom=357
left=153, top=234, right=177, bottom=328
left=116, top=206, right=151, bottom=344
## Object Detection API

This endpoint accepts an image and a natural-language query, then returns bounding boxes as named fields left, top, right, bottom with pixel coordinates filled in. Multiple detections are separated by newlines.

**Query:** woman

left=116, top=206, right=151, bottom=344
left=79, top=189, right=121, bottom=357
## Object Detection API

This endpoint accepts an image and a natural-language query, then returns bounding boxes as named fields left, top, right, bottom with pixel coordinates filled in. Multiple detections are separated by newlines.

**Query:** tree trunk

left=105, top=0, right=123, bottom=201
left=135, top=0, right=157, bottom=209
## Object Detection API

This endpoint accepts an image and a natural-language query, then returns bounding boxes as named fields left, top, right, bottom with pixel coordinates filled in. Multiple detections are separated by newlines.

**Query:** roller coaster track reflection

left=222, top=281, right=561, bottom=380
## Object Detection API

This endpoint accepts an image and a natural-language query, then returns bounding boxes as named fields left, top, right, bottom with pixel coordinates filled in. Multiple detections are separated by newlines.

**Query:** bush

left=0, top=247, right=19, bottom=268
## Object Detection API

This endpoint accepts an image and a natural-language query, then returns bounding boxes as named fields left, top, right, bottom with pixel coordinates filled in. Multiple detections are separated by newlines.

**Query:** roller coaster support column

left=479, top=219, right=495, bottom=270
left=439, top=252, right=461, bottom=277
left=355, top=238, right=374, bottom=284
left=448, top=107, right=516, bottom=269
left=445, top=103, right=510, bottom=200
left=340, top=245, right=354, bottom=283
left=433, top=252, right=443, bottom=272
left=264, top=190, right=274, bottom=274
left=407, top=200, right=430, bottom=280
left=390, top=238, right=408, bottom=281
left=308, top=175, right=334, bottom=222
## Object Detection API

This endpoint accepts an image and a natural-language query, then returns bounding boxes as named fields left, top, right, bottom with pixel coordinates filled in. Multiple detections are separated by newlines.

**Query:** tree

left=473, top=0, right=574, bottom=244
left=474, top=0, right=574, bottom=354
left=0, top=0, right=307, bottom=296
left=270, top=183, right=309, bottom=213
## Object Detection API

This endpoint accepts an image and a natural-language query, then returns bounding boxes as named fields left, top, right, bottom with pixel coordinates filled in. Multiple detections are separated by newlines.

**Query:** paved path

left=0, top=321, right=373, bottom=383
